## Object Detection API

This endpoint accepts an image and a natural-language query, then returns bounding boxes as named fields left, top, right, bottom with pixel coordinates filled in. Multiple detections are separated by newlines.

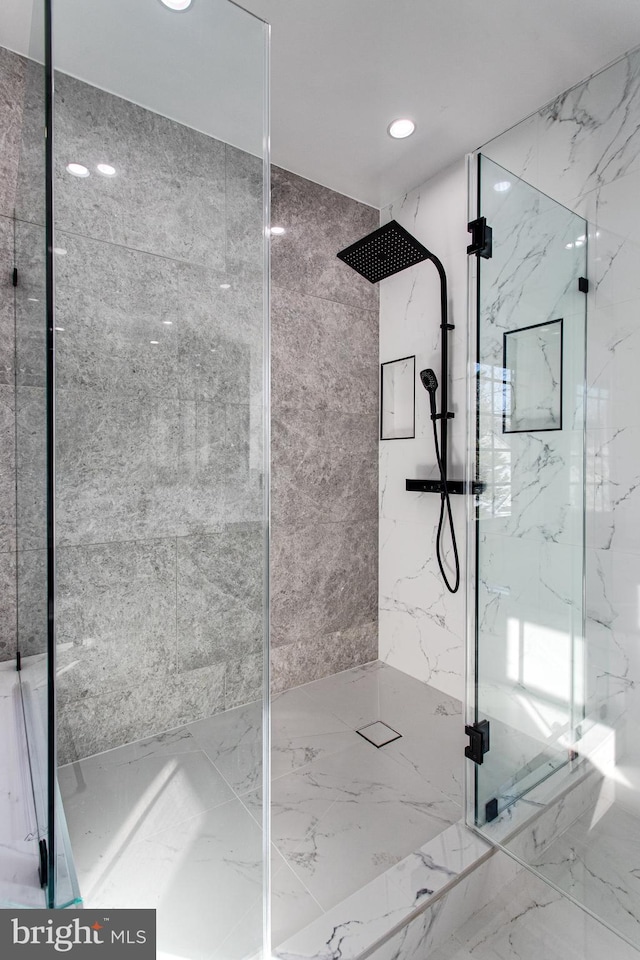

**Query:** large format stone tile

left=58, top=728, right=234, bottom=876
left=15, top=386, right=46, bottom=552
left=224, top=651, right=263, bottom=710
left=56, top=539, right=178, bottom=702
left=271, top=165, right=379, bottom=311
left=188, top=699, right=263, bottom=797
left=14, top=220, right=46, bottom=389
left=271, top=405, right=378, bottom=525
left=52, top=73, right=226, bottom=267
left=77, top=796, right=264, bottom=960
left=14, top=59, right=45, bottom=228
left=54, top=233, right=180, bottom=398
left=0, top=552, right=16, bottom=662
left=226, top=144, right=264, bottom=274
left=271, top=519, right=377, bottom=647
left=176, top=524, right=262, bottom=670
left=176, top=261, right=259, bottom=403
left=445, top=868, right=640, bottom=960
left=0, top=47, right=25, bottom=218
left=270, top=621, right=377, bottom=693
left=16, top=549, right=47, bottom=658
left=0, top=384, right=16, bottom=554
left=251, top=739, right=459, bottom=912
left=0, top=214, right=15, bottom=385
left=57, top=662, right=225, bottom=764
left=54, top=389, right=194, bottom=544
left=271, top=285, right=378, bottom=416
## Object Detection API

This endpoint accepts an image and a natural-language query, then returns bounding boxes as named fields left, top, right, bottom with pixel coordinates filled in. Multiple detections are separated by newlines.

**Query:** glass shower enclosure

left=1, top=0, right=270, bottom=950
left=467, top=153, right=588, bottom=828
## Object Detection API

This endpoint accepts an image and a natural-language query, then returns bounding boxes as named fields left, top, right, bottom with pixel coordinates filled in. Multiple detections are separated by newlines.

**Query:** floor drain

left=356, top=721, right=402, bottom=748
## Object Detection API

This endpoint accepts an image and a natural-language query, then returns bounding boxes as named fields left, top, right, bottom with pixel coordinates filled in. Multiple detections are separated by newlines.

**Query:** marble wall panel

left=378, top=161, right=468, bottom=701
left=479, top=46, right=640, bottom=799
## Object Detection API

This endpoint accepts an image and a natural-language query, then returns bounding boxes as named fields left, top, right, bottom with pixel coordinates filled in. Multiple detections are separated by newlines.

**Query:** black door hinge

left=465, top=719, right=490, bottom=764
left=578, top=276, right=589, bottom=293
left=467, top=217, right=493, bottom=259
left=38, top=838, right=48, bottom=888
left=12, top=268, right=18, bottom=287
left=16, top=651, right=21, bottom=671
left=485, top=798, right=499, bottom=822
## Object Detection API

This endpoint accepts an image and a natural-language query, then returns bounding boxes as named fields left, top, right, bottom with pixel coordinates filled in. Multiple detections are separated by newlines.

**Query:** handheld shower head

left=420, top=368, right=438, bottom=393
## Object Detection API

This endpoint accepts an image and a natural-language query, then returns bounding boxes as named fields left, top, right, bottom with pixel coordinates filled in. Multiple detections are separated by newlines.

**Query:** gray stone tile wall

left=0, top=47, right=380, bottom=755
left=270, top=166, right=379, bottom=692
left=0, top=48, right=267, bottom=761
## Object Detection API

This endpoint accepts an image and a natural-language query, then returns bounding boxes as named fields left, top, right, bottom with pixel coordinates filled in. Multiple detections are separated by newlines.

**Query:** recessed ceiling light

left=493, top=180, right=511, bottom=193
left=162, top=320, right=173, bottom=325
left=54, top=247, right=67, bottom=256
left=55, top=327, right=64, bottom=332
left=219, top=283, right=231, bottom=289
left=150, top=340, right=160, bottom=345
left=97, top=163, right=117, bottom=177
left=159, top=0, right=192, bottom=9
left=270, top=226, right=285, bottom=236
left=66, top=163, right=89, bottom=178
left=387, top=118, right=415, bottom=139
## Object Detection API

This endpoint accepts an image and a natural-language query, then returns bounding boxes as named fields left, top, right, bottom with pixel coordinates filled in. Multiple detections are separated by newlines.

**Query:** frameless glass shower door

left=468, top=154, right=587, bottom=826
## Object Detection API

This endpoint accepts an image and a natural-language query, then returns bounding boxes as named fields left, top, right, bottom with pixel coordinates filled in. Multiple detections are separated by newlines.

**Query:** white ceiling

left=3, top=1, right=640, bottom=208
left=241, top=0, right=640, bottom=206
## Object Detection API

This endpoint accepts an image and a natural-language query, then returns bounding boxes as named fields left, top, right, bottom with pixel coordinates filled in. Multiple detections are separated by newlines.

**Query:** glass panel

left=50, top=0, right=270, bottom=954
left=0, top=2, right=54, bottom=907
left=470, top=154, right=587, bottom=826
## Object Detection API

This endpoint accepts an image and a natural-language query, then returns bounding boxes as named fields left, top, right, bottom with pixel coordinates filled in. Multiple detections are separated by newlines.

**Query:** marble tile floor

left=58, top=660, right=465, bottom=957
left=527, top=761, right=640, bottom=950
left=0, top=660, right=46, bottom=908
left=427, top=868, right=640, bottom=960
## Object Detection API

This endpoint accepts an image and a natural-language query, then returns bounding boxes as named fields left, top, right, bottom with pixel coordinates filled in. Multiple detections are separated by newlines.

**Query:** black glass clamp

left=467, top=217, right=493, bottom=259
left=465, top=720, right=490, bottom=765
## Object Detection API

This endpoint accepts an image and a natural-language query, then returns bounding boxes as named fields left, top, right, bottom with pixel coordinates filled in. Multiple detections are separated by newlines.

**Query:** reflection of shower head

left=420, top=368, right=438, bottom=393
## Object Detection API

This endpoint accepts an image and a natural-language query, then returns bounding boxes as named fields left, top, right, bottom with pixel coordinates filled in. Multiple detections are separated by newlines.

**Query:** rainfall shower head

left=420, top=368, right=438, bottom=393
left=337, top=220, right=431, bottom=283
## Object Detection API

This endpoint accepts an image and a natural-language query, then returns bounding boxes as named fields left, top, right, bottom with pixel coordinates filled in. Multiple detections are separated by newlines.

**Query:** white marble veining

left=274, top=823, right=495, bottom=960
left=429, top=867, right=640, bottom=960
left=61, top=661, right=465, bottom=956
left=378, top=160, right=469, bottom=703
left=482, top=46, right=640, bottom=800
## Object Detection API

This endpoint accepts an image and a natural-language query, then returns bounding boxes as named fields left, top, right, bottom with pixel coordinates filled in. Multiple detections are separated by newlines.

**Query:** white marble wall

left=483, top=44, right=640, bottom=755
left=381, top=45, right=640, bottom=751
left=379, top=161, right=469, bottom=702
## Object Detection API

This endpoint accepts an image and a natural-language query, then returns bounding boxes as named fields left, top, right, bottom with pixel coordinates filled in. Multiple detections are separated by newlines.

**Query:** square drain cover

left=356, top=721, right=402, bottom=748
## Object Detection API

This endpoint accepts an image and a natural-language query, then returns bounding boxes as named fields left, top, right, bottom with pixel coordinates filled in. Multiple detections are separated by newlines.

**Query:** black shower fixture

left=337, top=222, right=461, bottom=594
left=336, top=220, right=431, bottom=284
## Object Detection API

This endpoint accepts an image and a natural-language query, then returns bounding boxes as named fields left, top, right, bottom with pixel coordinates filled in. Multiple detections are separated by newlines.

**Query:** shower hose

left=429, top=401, right=461, bottom=594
